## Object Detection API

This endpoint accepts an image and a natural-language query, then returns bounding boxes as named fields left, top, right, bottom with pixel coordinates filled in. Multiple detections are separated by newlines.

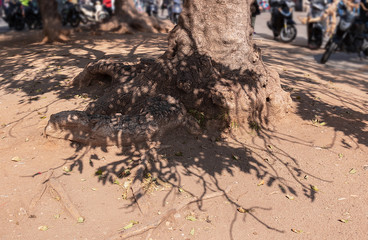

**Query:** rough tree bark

left=100, top=0, right=173, bottom=33
left=38, top=0, right=69, bottom=42
left=45, top=0, right=292, bottom=146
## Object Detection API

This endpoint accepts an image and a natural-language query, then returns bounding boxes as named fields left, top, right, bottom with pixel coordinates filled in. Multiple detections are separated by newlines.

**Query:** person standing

left=251, top=0, right=261, bottom=29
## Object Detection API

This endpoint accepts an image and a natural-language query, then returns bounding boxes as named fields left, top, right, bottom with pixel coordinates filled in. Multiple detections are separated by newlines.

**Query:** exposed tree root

left=48, top=178, right=84, bottom=221
left=27, top=170, right=54, bottom=217
left=26, top=169, right=83, bottom=222
left=109, top=184, right=234, bottom=240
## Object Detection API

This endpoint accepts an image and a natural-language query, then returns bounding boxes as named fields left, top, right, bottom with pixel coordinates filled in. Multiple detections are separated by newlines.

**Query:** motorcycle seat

left=81, top=4, right=96, bottom=12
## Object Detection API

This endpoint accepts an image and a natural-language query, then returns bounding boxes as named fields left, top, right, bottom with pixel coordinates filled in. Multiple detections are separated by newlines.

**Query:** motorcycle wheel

left=70, top=17, right=80, bottom=28
left=308, top=28, right=323, bottom=50
left=280, top=25, right=297, bottom=43
left=320, top=42, right=337, bottom=64
left=14, top=18, right=25, bottom=31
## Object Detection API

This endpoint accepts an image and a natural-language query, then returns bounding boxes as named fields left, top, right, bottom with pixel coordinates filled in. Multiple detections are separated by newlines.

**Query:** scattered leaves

left=338, top=219, right=348, bottom=223
left=40, top=116, right=47, bottom=119
left=286, top=195, right=295, bottom=200
left=237, top=207, right=247, bottom=213
left=257, top=180, right=265, bottom=186
left=122, top=220, right=139, bottom=230
left=186, top=215, right=197, bottom=221
left=349, top=168, right=357, bottom=174
left=38, top=226, right=48, bottom=231
left=11, top=156, right=21, bottom=162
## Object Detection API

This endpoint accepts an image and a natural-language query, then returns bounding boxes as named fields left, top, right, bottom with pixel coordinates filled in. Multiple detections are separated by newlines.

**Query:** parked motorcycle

left=78, top=1, right=109, bottom=24
left=307, top=0, right=326, bottom=49
left=146, top=0, right=158, bottom=17
left=2, top=1, right=25, bottom=31
left=26, top=1, right=42, bottom=30
left=267, top=0, right=297, bottom=43
left=61, top=0, right=81, bottom=27
left=320, top=4, right=368, bottom=63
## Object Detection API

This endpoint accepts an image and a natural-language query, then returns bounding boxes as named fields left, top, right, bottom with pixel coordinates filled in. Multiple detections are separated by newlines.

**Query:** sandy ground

left=0, top=29, right=367, bottom=240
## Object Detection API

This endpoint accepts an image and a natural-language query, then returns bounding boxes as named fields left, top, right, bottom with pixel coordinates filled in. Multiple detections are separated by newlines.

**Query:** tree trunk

left=38, top=0, right=68, bottom=42
left=101, top=0, right=172, bottom=33
left=45, top=0, right=291, bottom=146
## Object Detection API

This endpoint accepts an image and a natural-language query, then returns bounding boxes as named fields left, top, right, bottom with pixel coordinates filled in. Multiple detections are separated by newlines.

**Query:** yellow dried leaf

left=11, top=156, right=21, bottom=162
left=190, top=228, right=195, bottom=235
left=286, top=195, right=295, bottom=200
left=311, top=185, right=319, bottom=192
left=186, top=215, right=197, bottom=221
left=338, top=219, right=348, bottom=223
left=257, top=180, right=265, bottom=186
left=38, top=226, right=48, bottom=231
left=349, top=168, right=357, bottom=174
left=237, top=207, right=247, bottom=213
left=122, top=220, right=139, bottom=230
left=77, top=217, right=84, bottom=223
left=291, top=228, right=302, bottom=233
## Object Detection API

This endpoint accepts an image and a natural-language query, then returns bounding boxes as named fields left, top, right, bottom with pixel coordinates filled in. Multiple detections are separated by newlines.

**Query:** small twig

left=109, top=184, right=233, bottom=240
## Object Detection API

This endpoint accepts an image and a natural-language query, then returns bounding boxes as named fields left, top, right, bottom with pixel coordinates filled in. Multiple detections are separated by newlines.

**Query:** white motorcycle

left=78, top=1, right=109, bottom=24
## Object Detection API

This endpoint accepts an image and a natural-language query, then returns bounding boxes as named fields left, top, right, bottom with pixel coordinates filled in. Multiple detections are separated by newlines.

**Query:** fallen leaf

left=190, top=228, right=195, bottom=236
left=286, top=195, right=295, bottom=200
left=11, top=156, right=21, bottom=162
left=63, top=166, right=71, bottom=172
left=304, top=175, right=308, bottom=180
left=38, top=226, right=48, bottom=231
left=237, top=207, right=247, bottom=213
left=54, top=214, right=60, bottom=219
left=232, top=154, right=239, bottom=161
left=257, top=180, right=265, bottom=186
left=91, top=188, right=97, bottom=191
left=178, top=187, right=184, bottom=193
left=338, top=153, right=343, bottom=159
left=175, top=151, right=183, bottom=156
left=311, top=185, right=319, bottom=192
left=291, top=228, right=302, bottom=233
left=113, top=179, right=120, bottom=185
left=186, top=215, right=197, bottom=221
left=319, top=122, right=326, bottom=126
left=349, top=168, right=357, bottom=174
left=122, top=220, right=139, bottom=230
left=338, top=219, right=348, bottom=223
left=81, top=178, right=86, bottom=181
left=77, top=217, right=84, bottom=223
left=95, top=169, right=103, bottom=176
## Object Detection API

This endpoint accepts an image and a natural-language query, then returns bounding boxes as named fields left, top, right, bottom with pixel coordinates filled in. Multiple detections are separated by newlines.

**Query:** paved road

left=254, top=11, right=368, bottom=72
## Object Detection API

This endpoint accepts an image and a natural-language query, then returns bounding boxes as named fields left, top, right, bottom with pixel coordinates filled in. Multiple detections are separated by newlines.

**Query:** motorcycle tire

left=308, top=28, right=323, bottom=50
left=70, top=17, right=80, bottom=28
left=320, top=42, right=337, bottom=64
left=14, top=18, right=25, bottom=31
left=280, top=25, right=297, bottom=43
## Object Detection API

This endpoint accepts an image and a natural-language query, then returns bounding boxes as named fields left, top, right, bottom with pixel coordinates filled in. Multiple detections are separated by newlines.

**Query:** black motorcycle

left=26, top=2, right=42, bottom=30
left=61, top=1, right=81, bottom=27
left=2, top=1, right=25, bottom=31
left=267, top=0, right=297, bottom=42
left=307, top=0, right=326, bottom=49
left=320, top=6, right=368, bottom=63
